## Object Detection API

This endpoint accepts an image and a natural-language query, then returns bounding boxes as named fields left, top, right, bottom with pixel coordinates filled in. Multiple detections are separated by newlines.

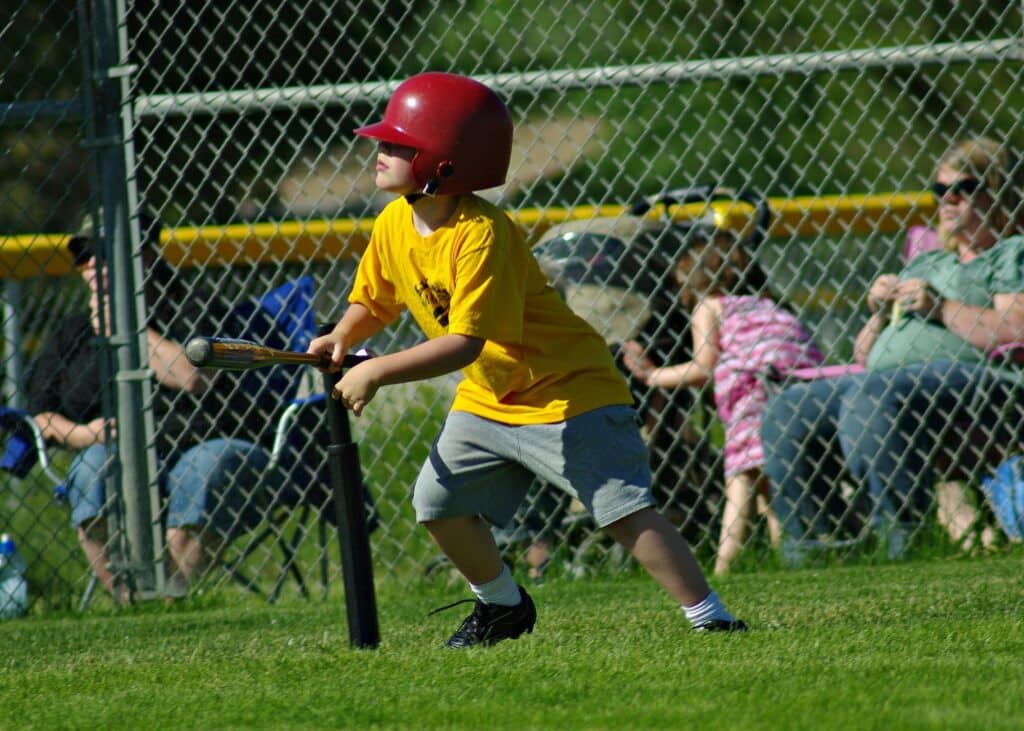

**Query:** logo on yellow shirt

left=414, top=280, right=451, bottom=328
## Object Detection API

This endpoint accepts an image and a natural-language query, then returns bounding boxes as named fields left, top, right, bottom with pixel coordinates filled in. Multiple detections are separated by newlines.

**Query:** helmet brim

left=354, top=121, right=422, bottom=150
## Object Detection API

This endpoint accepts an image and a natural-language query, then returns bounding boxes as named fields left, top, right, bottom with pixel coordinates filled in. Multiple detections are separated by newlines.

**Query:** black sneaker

left=693, top=618, right=748, bottom=633
left=429, top=586, right=537, bottom=648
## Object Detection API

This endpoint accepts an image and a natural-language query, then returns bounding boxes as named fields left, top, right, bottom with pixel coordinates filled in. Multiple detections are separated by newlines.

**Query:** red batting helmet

left=355, top=72, right=513, bottom=196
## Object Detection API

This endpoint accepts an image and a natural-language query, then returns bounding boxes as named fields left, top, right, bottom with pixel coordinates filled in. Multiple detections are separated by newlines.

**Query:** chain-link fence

left=2, top=1, right=1023, bottom=612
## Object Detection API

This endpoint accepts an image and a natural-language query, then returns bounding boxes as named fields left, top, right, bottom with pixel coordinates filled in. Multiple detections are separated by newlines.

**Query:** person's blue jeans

left=761, top=360, right=1016, bottom=549
left=66, top=443, right=117, bottom=527
left=66, top=438, right=280, bottom=538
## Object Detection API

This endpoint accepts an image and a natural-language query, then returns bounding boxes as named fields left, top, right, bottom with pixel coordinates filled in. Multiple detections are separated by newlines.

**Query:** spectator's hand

left=87, top=417, right=115, bottom=443
left=307, top=332, right=347, bottom=372
left=620, top=340, right=657, bottom=383
left=867, top=274, right=900, bottom=312
left=75, top=417, right=115, bottom=448
left=893, top=278, right=944, bottom=320
left=332, top=361, right=381, bottom=416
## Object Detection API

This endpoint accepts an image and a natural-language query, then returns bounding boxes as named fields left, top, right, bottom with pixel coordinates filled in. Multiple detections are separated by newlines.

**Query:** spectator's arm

left=33, top=412, right=112, bottom=449
left=147, top=328, right=214, bottom=393
left=647, top=297, right=719, bottom=388
left=938, top=291, right=1024, bottom=351
left=854, top=310, right=889, bottom=366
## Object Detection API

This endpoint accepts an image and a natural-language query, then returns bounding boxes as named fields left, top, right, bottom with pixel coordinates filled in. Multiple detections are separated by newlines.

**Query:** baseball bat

left=185, top=336, right=369, bottom=371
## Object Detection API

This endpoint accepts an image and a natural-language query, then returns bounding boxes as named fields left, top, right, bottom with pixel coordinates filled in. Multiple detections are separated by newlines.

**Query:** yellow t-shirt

left=348, top=195, right=633, bottom=424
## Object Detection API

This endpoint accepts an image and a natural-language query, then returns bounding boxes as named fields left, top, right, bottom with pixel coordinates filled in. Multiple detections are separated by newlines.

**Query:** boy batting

left=308, top=72, right=746, bottom=647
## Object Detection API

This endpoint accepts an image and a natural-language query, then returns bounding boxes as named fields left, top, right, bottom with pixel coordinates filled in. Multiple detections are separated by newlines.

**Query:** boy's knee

left=602, top=506, right=658, bottom=542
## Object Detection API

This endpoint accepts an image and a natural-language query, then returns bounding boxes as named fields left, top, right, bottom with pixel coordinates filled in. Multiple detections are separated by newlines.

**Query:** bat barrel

left=186, top=336, right=369, bottom=371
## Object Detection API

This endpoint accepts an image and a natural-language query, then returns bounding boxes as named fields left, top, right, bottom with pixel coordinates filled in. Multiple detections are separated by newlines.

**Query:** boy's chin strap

left=404, top=193, right=425, bottom=203
left=417, top=161, right=455, bottom=198
left=420, top=178, right=441, bottom=196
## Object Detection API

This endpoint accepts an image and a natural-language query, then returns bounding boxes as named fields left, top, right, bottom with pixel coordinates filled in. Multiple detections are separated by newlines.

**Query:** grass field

left=2, top=550, right=1023, bottom=730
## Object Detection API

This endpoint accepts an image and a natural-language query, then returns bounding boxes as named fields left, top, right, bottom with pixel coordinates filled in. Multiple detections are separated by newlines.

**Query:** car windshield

left=535, top=232, right=628, bottom=288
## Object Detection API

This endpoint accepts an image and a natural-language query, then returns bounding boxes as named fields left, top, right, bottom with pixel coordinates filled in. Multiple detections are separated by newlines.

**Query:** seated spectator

left=761, top=136, right=1024, bottom=561
left=27, top=209, right=284, bottom=601
left=622, top=225, right=823, bottom=574
left=903, top=224, right=989, bottom=550
left=903, top=223, right=1007, bottom=552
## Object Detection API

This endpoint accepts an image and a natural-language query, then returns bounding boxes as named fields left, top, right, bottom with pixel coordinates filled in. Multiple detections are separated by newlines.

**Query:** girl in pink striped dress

left=622, top=234, right=822, bottom=574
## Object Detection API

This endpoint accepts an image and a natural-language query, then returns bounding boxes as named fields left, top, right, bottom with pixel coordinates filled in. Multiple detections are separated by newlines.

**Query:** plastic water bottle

left=0, top=533, right=28, bottom=619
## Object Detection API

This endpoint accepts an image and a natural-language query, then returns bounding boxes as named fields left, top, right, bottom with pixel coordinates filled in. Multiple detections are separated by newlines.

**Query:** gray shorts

left=413, top=404, right=655, bottom=528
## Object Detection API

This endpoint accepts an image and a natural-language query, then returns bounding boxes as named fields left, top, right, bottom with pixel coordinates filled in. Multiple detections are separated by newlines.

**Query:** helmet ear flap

left=422, top=160, right=455, bottom=196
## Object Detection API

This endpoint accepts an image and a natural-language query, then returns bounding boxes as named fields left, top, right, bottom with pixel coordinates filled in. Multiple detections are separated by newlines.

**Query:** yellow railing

left=0, top=192, right=936, bottom=279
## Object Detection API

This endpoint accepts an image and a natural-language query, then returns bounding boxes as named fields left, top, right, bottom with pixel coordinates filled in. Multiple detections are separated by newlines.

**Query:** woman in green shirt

left=761, top=137, right=1024, bottom=559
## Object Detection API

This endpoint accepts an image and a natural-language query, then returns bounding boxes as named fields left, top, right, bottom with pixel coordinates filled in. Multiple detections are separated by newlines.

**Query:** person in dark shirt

left=27, top=211, right=282, bottom=601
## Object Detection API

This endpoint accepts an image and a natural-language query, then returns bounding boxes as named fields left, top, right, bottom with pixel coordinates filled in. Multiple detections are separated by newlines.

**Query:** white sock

left=682, top=590, right=735, bottom=627
left=470, top=564, right=521, bottom=607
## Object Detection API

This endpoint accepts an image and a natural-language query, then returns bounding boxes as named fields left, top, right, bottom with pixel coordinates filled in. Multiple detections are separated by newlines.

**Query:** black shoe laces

left=428, top=597, right=490, bottom=640
left=427, top=597, right=479, bottom=617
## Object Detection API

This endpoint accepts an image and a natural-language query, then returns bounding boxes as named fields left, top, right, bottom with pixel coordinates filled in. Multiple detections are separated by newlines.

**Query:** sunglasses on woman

left=931, top=177, right=985, bottom=199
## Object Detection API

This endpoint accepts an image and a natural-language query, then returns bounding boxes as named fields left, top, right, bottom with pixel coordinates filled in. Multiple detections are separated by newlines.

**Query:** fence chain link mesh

left=1, top=1, right=1022, bottom=611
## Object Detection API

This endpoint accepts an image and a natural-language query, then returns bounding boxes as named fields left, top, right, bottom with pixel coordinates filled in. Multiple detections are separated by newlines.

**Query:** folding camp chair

left=205, top=277, right=378, bottom=601
left=0, top=407, right=103, bottom=610
left=220, top=391, right=378, bottom=602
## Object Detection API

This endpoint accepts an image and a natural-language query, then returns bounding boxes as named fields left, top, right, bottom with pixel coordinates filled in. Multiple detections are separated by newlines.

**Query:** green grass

left=2, top=551, right=1023, bottom=730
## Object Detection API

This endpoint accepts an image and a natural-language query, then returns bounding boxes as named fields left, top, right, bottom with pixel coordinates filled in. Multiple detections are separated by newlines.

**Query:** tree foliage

left=2, top=0, right=1021, bottom=231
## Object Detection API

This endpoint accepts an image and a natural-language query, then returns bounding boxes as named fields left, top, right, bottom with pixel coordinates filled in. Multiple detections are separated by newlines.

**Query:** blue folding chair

left=212, top=276, right=378, bottom=601
left=0, top=408, right=55, bottom=482
left=228, top=275, right=319, bottom=402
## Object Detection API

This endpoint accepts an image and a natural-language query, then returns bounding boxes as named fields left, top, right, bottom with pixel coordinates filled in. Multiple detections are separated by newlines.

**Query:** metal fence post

left=2, top=282, right=24, bottom=410
left=90, top=0, right=163, bottom=597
